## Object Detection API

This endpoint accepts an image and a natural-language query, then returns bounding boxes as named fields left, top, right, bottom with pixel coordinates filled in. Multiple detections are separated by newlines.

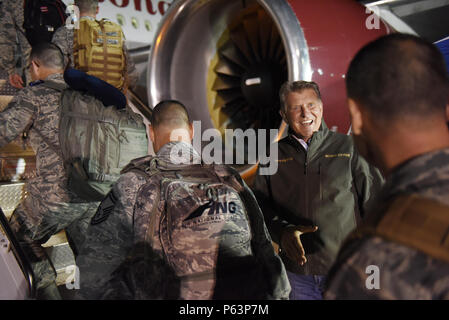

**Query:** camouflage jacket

left=0, top=0, right=31, bottom=76
left=0, top=74, right=98, bottom=250
left=324, top=148, right=449, bottom=299
left=0, top=73, right=98, bottom=238
left=51, top=17, right=138, bottom=88
left=75, top=142, right=291, bottom=300
left=0, top=73, right=71, bottom=202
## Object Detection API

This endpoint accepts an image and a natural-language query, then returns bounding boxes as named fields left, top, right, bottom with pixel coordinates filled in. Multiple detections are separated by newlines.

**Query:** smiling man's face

left=281, top=88, right=323, bottom=142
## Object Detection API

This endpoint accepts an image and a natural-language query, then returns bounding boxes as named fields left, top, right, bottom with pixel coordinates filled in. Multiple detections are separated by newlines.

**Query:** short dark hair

left=346, top=33, right=449, bottom=122
left=74, top=0, right=98, bottom=13
left=30, top=43, right=64, bottom=70
left=279, top=80, right=322, bottom=111
left=150, top=100, right=191, bottom=128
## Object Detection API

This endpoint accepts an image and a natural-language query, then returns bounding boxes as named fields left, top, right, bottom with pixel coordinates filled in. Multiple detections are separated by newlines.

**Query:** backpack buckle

left=206, top=187, right=218, bottom=201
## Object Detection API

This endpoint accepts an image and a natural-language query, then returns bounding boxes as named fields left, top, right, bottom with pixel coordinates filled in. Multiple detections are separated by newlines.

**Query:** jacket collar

left=156, top=141, right=201, bottom=167
left=286, top=119, right=330, bottom=154
left=365, top=148, right=449, bottom=225
left=44, top=73, right=65, bottom=82
left=383, top=148, right=449, bottom=199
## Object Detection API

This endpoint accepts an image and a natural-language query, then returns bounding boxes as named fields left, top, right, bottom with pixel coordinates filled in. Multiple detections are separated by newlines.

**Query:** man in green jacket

left=253, top=80, right=384, bottom=300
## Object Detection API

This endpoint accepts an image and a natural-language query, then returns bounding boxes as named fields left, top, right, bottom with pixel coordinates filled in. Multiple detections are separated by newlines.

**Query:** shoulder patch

left=91, top=191, right=118, bottom=225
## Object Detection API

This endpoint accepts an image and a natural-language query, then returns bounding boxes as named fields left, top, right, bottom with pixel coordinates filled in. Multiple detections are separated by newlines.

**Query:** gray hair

left=279, top=80, right=322, bottom=111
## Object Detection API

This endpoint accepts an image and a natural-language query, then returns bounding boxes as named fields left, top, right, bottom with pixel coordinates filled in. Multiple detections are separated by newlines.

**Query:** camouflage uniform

left=0, top=0, right=31, bottom=82
left=75, top=141, right=291, bottom=300
left=324, top=148, right=449, bottom=299
left=51, top=17, right=138, bottom=88
left=0, top=73, right=99, bottom=298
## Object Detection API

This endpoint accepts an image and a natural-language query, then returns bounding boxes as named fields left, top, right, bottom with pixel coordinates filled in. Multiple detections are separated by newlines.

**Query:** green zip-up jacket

left=253, top=121, right=384, bottom=275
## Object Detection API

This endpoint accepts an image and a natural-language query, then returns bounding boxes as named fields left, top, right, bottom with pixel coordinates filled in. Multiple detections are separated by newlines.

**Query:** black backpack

left=23, top=0, right=67, bottom=46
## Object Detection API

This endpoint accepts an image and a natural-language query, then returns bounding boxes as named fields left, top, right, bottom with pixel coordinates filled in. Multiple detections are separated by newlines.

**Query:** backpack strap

left=97, top=19, right=109, bottom=83
left=210, top=164, right=244, bottom=191
left=22, top=80, right=67, bottom=157
left=23, top=79, right=67, bottom=137
left=144, top=175, right=162, bottom=247
left=41, top=80, right=68, bottom=92
left=121, top=156, right=163, bottom=246
left=125, top=158, right=168, bottom=248
left=351, top=194, right=449, bottom=263
left=120, top=155, right=159, bottom=176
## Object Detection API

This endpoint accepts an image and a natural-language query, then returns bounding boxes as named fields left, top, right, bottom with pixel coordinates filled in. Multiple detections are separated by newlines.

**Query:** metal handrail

left=127, top=89, right=152, bottom=121
left=0, top=208, right=35, bottom=299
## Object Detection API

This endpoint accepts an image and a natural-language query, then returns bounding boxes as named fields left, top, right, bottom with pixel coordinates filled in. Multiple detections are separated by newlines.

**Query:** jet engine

left=147, top=0, right=390, bottom=180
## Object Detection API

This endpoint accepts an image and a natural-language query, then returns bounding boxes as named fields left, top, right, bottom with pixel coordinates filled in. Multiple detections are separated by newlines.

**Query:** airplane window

left=145, top=20, right=152, bottom=32
left=116, top=14, right=125, bottom=26
left=132, top=17, right=139, bottom=29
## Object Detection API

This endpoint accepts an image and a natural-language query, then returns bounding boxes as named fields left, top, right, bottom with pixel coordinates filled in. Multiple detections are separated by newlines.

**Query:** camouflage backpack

left=38, top=81, right=148, bottom=201
left=129, top=157, right=260, bottom=299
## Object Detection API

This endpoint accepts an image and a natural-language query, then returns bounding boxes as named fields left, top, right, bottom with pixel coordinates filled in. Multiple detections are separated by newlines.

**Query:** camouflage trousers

left=0, top=41, right=32, bottom=84
left=9, top=196, right=99, bottom=298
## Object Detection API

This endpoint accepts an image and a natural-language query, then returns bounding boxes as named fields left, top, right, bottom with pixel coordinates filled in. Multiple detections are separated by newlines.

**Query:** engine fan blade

left=279, top=54, right=287, bottom=68
left=213, top=94, right=228, bottom=110
left=215, top=88, right=243, bottom=105
left=230, top=24, right=255, bottom=63
left=242, top=12, right=261, bottom=62
left=222, top=101, right=252, bottom=129
left=258, top=9, right=274, bottom=60
left=214, top=59, right=244, bottom=77
left=275, top=42, right=285, bottom=62
left=212, top=75, right=241, bottom=91
left=268, top=24, right=281, bottom=60
left=219, top=41, right=249, bottom=69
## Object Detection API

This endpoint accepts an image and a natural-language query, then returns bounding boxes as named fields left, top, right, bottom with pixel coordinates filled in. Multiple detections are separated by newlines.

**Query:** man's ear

left=279, top=108, right=287, bottom=123
left=347, top=98, right=363, bottom=135
left=30, top=60, right=39, bottom=77
left=189, top=122, right=194, bottom=141
left=149, top=125, right=155, bottom=144
left=446, top=102, right=449, bottom=122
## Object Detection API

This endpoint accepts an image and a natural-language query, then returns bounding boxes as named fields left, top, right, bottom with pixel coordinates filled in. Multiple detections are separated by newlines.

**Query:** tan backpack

left=41, top=81, right=148, bottom=201
left=351, top=194, right=449, bottom=263
left=73, top=19, right=127, bottom=91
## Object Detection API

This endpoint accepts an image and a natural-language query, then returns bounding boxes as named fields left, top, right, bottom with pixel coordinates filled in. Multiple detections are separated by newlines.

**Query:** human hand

left=280, top=225, right=318, bottom=266
left=9, top=74, right=24, bottom=89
